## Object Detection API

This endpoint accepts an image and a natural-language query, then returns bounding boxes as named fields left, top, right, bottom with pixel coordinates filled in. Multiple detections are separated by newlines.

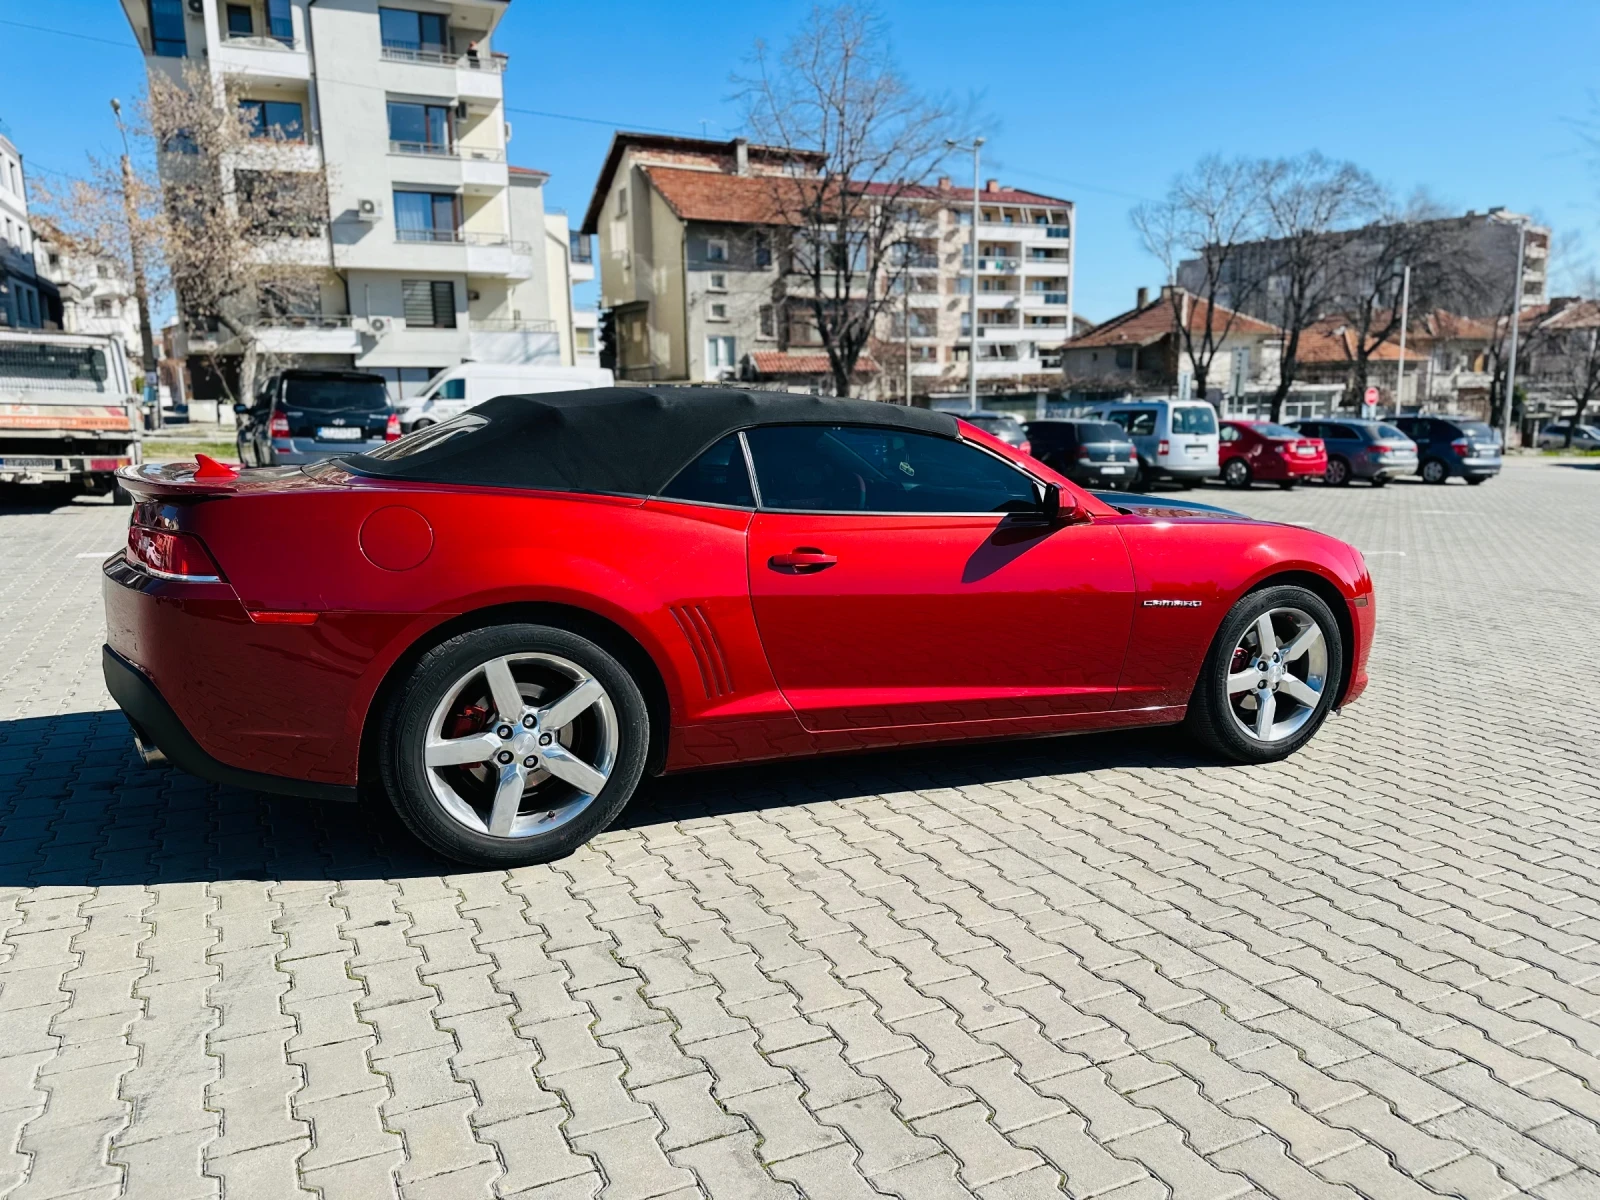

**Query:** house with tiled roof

left=579, top=132, right=1075, bottom=395
left=1060, top=287, right=1280, bottom=398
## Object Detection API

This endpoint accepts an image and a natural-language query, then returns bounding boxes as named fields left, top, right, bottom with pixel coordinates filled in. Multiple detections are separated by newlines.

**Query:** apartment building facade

left=119, top=0, right=582, bottom=403
left=580, top=132, right=1075, bottom=398
left=0, top=133, right=49, bottom=331
left=32, top=220, right=145, bottom=362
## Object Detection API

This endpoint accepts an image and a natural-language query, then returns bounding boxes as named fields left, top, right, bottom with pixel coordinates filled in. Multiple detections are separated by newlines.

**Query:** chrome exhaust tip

left=132, top=732, right=168, bottom=767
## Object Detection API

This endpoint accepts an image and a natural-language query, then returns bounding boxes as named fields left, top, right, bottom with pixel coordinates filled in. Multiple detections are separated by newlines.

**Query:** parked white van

left=1081, top=398, right=1220, bottom=489
left=398, top=364, right=614, bottom=431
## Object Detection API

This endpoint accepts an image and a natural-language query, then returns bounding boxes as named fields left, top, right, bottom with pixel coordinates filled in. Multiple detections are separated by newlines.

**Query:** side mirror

left=233, top=402, right=249, bottom=415
left=1039, top=482, right=1081, bottom=524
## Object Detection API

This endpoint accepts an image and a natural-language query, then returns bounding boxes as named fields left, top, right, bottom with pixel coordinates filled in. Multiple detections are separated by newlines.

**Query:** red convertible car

left=104, top=389, right=1374, bottom=866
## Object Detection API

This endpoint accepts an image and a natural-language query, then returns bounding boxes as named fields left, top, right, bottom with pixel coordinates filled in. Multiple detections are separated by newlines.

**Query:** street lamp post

left=946, top=137, right=984, bottom=413
left=1392, top=264, right=1411, bottom=416
left=1501, top=218, right=1528, bottom=449
left=111, top=98, right=160, bottom=430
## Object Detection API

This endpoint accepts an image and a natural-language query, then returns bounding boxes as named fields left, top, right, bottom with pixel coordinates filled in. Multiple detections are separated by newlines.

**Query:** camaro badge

left=1143, top=599, right=1203, bottom=607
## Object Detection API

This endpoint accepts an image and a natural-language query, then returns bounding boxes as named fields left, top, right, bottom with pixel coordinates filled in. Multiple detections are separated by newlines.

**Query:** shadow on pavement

left=0, top=709, right=1208, bottom=888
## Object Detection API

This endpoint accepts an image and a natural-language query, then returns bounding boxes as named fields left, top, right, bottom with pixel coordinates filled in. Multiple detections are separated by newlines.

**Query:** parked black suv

left=1024, top=419, right=1139, bottom=490
left=237, top=369, right=397, bottom=466
left=1391, top=415, right=1502, bottom=484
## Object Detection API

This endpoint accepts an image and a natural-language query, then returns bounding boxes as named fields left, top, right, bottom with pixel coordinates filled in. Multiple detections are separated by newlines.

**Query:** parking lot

left=1, top=457, right=1598, bottom=1200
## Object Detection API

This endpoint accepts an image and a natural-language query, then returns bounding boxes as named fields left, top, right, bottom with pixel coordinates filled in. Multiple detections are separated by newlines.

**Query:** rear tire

left=1421, top=458, right=1449, bottom=484
left=378, top=623, right=650, bottom=867
left=111, top=482, right=133, bottom=506
left=1465, top=475, right=1487, bottom=486
left=1186, top=585, right=1343, bottom=764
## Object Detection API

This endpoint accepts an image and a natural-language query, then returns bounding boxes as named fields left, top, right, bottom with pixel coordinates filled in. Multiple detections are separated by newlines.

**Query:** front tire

left=1223, top=459, right=1252, bottom=489
left=1186, top=585, right=1343, bottom=764
left=379, top=623, right=650, bottom=866
left=1421, top=458, right=1449, bottom=485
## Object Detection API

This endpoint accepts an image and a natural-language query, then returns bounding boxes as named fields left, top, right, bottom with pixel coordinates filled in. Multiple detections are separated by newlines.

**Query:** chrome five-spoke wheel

left=1224, top=608, right=1327, bottom=743
left=425, top=653, right=617, bottom=839
left=1187, top=584, right=1344, bottom=763
left=381, top=623, right=650, bottom=866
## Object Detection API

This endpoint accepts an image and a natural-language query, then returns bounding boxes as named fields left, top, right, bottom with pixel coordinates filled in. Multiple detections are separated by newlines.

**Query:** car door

left=743, top=423, right=1135, bottom=732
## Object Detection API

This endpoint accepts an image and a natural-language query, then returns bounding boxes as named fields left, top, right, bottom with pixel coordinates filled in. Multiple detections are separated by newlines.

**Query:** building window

left=387, top=101, right=453, bottom=154
left=708, top=301, right=728, bottom=322
left=616, top=186, right=628, bottom=217
left=569, top=231, right=592, bottom=264
left=226, top=4, right=253, bottom=37
left=402, top=280, right=456, bottom=328
left=758, top=304, right=774, bottom=339
left=575, top=327, right=595, bottom=352
left=266, top=0, right=292, bottom=42
left=96, top=299, right=116, bottom=316
left=393, top=191, right=461, bottom=241
left=753, top=233, right=771, bottom=268
left=1115, top=348, right=1134, bottom=369
left=706, top=335, right=736, bottom=371
left=147, top=0, right=187, bottom=56
left=238, top=99, right=305, bottom=141
left=379, top=7, right=448, bottom=57
left=708, top=272, right=727, bottom=292
left=706, top=238, right=728, bottom=263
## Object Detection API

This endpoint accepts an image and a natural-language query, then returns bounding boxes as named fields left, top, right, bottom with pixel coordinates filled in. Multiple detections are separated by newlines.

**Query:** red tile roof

left=749, top=351, right=879, bottom=375
left=507, top=165, right=549, bottom=178
left=1069, top=291, right=1278, bottom=349
left=1296, top=318, right=1428, bottom=364
left=642, top=167, right=803, bottom=226
left=862, top=180, right=1070, bottom=208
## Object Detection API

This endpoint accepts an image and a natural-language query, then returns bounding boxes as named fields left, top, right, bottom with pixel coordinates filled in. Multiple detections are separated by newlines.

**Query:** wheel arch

left=358, top=600, right=674, bottom=799
left=1243, top=569, right=1356, bottom=708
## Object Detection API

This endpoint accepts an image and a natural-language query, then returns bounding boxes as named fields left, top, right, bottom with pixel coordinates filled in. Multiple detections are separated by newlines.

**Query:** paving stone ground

left=1, top=457, right=1598, bottom=1200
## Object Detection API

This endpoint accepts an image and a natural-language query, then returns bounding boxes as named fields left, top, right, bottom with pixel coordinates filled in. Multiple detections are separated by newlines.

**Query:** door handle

left=768, top=548, right=837, bottom=574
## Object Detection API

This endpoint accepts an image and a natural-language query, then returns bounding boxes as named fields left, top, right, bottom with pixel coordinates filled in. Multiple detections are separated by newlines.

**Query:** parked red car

left=104, top=389, right=1374, bottom=866
left=1219, top=420, right=1327, bottom=489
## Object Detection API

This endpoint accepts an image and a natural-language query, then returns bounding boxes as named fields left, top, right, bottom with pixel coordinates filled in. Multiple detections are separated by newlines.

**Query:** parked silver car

left=1535, top=422, right=1600, bottom=451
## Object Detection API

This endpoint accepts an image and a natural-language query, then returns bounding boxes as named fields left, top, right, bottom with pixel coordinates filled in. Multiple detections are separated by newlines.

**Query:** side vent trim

left=669, top=603, right=735, bottom=699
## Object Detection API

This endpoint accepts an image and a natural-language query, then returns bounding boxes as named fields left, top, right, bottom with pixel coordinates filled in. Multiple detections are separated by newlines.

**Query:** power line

left=0, top=18, right=137, bottom=50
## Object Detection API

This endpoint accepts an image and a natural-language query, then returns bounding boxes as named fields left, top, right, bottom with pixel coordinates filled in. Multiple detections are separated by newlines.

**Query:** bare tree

left=1523, top=292, right=1600, bottom=445
left=1253, top=154, right=1378, bottom=420
left=1132, top=156, right=1266, bottom=403
left=142, top=63, right=329, bottom=403
left=736, top=5, right=956, bottom=397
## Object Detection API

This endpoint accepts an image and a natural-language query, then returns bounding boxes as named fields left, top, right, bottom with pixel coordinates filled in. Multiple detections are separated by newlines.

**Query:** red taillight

left=1158, top=439, right=1170, bottom=456
left=126, top=526, right=223, bottom=582
left=1128, top=446, right=1138, bottom=461
left=1275, top=442, right=1292, bottom=456
left=1076, top=446, right=1092, bottom=460
left=385, top=412, right=402, bottom=442
left=269, top=412, right=290, bottom=438
left=1451, top=438, right=1470, bottom=456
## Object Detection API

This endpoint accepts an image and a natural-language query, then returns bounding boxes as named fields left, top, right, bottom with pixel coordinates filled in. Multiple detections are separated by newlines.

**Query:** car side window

left=437, top=379, right=466, bottom=401
left=1326, top=424, right=1355, bottom=440
left=658, top=434, right=755, bottom=508
left=1220, top=426, right=1239, bottom=443
left=744, top=425, right=1039, bottom=514
left=1124, top=410, right=1158, bottom=436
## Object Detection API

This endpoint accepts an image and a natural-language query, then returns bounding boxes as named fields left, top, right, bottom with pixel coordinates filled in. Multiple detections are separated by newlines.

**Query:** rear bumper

left=1067, top=463, right=1136, bottom=487
left=1154, top=463, right=1219, bottom=481
left=273, top=437, right=388, bottom=464
left=102, top=643, right=356, bottom=802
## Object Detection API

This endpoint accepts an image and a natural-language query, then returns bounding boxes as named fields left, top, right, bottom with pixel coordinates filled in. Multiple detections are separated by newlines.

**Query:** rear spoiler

left=117, top=458, right=244, bottom=499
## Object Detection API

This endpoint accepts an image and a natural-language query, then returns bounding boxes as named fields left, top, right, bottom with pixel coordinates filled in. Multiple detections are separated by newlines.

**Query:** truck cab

left=0, top=331, right=142, bottom=503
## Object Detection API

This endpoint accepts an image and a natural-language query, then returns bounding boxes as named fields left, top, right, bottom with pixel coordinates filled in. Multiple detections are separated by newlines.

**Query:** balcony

left=468, top=318, right=562, bottom=364
left=1025, top=291, right=1070, bottom=305
left=394, top=230, right=532, bottom=278
left=214, top=33, right=310, bottom=82
left=251, top=314, right=361, bottom=355
left=964, top=256, right=1020, bottom=273
left=388, top=143, right=507, bottom=192
left=380, top=44, right=508, bottom=71
left=379, top=43, right=508, bottom=102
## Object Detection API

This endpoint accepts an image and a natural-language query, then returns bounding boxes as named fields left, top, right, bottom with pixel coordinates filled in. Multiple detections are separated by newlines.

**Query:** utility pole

left=1501, top=218, right=1528, bottom=449
left=903, top=281, right=912, bottom=405
left=1392, top=265, right=1411, bottom=416
left=111, top=98, right=160, bottom=430
left=947, top=137, right=984, bottom=412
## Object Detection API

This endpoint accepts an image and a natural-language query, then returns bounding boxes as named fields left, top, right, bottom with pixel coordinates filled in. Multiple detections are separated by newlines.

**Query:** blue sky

left=3, top=0, right=1597, bottom=320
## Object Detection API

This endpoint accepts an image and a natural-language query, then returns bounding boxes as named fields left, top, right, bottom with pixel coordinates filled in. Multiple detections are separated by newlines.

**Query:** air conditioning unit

left=367, top=316, right=392, bottom=335
left=355, top=198, right=380, bottom=223
left=186, top=0, right=203, bottom=13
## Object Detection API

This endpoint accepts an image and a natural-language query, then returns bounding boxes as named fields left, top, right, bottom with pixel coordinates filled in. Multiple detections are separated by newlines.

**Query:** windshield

left=1171, top=405, right=1217, bottom=435
left=284, top=376, right=389, bottom=412
left=1078, top=422, right=1128, bottom=442
left=1253, top=423, right=1299, bottom=439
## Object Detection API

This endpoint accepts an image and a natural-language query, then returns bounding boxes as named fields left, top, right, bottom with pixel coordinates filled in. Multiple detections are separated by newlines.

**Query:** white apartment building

left=0, top=134, right=47, bottom=331
left=32, top=220, right=145, bottom=362
left=119, top=0, right=581, bottom=404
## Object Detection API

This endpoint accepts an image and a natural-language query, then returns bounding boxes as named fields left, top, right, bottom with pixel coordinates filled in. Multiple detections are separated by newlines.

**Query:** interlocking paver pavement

left=1, top=458, right=1597, bottom=1199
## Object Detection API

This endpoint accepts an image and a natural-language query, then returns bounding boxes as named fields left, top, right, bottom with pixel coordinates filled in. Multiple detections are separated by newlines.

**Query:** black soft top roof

left=344, top=386, right=961, bottom=496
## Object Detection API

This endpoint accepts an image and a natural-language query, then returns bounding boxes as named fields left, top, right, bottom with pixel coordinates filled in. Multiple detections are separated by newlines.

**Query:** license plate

left=1187, top=443, right=1208, bottom=452
left=1100, top=465, right=1126, bottom=474
left=316, top=426, right=365, bottom=441
left=0, top=457, right=56, bottom=468
left=1295, top=446, right=1315, bottom=456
